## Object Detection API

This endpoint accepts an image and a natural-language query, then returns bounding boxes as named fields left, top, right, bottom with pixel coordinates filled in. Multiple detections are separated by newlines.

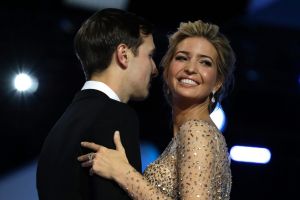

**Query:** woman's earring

left=166, top=88, right=170, bottom=95
left=211, top=91, right=216, bottom=103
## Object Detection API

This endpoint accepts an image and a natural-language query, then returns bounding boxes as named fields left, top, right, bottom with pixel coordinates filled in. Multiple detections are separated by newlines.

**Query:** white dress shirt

left=81, top=81, right=121, bottom=102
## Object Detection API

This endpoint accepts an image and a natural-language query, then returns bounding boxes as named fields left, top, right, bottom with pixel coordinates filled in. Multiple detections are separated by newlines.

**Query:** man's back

left=37, top=90, right=141, bottom=200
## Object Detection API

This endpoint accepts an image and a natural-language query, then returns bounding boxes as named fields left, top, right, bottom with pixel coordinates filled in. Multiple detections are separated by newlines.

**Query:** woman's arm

left=78, top=131, right=172, bottom=200
left=176, top=120, right=218, bottom=200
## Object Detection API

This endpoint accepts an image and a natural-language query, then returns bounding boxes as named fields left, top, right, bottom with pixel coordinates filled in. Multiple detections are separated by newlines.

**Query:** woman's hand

left=77, top=131, right=130, bottom=181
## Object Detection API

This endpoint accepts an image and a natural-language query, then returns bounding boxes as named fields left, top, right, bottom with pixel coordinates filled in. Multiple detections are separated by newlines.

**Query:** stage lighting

left=210, top=103, right=226, bottom=132
left=230, top=145, right=271, bottom=164
left=247, top=0, right=279, bottom=14
left=140, top=141, right=159, bottom=172
left=14, top=73, right=38, bottom=93
left=64, top=0, right=129, bottom=10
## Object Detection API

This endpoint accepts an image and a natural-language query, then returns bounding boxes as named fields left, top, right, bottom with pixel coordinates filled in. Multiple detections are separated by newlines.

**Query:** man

left=36, top=8, right=157, bottom=200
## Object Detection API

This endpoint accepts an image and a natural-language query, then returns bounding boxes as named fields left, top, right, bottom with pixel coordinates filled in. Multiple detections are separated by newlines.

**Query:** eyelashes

left=175, top=55, right=187, bottom=61
left=200, top=60, right=212, bottom=67
left=174, top=55, right=212, bottom=67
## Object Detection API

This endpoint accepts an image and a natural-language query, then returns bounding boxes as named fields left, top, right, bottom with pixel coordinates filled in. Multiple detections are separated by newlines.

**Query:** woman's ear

left=214, top=81, right=222, bottom=93
left=116, top=44, right=129, bottom=69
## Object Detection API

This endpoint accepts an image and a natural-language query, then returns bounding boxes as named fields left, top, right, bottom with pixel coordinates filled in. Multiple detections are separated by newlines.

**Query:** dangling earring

left=166, top=88, right=170, bottom=95
left=211, top=91, right=216, bottom=103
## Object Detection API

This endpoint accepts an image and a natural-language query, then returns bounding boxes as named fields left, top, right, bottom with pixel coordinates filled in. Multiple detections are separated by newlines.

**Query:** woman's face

left=167, top=37, right=220, bottom=104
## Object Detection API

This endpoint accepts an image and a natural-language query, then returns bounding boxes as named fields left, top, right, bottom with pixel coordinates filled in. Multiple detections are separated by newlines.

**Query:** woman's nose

left=184, top=61, right=197, bottom=74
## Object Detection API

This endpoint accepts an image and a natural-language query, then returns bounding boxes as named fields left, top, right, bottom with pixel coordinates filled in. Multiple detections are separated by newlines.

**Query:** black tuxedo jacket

left=37, top=89, right=141, bottom=200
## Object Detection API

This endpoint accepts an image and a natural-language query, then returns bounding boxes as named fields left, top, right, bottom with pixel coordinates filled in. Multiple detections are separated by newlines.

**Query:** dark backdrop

left=0, top=0, right=299, bottom=199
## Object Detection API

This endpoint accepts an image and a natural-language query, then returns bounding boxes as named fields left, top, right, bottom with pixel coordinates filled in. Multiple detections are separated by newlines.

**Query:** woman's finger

left=77, top=152, right=95, bottom=162
left=81, top=160, right=93, bottom=168
left=81, top=141, right=101, bottom=151
left=77, top=154, right=89, bottom=161
left=113, top=131, right=125, bottom=153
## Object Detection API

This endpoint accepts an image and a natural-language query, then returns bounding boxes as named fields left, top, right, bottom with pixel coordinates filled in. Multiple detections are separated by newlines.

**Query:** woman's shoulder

left=177, top=119, right=228, bottom=151
left=177, top=119, right=224, bottom=142
left=179, top=119, right=218, bottom=132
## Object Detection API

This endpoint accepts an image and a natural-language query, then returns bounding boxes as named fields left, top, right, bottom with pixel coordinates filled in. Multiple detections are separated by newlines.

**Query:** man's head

left=74, top=8, right=157, bottom=102
left=74, top=8, right=154, bottom=80
left=124, top=34, right=157, bottom=101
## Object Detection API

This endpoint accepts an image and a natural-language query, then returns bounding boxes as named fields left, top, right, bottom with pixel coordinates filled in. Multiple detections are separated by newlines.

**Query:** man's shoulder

left=67, top=90, right=138, bottom=124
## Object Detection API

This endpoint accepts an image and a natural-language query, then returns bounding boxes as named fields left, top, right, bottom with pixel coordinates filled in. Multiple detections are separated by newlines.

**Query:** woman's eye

left=175, top=55, right=187, bottom=61
left=200, top=60, right=212, bottom=66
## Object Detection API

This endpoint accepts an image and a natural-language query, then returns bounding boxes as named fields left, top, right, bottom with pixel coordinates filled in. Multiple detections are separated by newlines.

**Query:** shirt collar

left=81, top=81, right=121, bottom=102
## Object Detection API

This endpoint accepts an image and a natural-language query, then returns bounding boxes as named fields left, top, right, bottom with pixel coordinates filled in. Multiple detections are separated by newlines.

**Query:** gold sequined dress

left=142, top=119, right=232, bottom=200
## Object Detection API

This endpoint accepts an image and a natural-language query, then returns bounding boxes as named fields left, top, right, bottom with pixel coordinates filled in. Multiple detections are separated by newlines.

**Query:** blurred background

left=0, top=0, right=299, bottom=199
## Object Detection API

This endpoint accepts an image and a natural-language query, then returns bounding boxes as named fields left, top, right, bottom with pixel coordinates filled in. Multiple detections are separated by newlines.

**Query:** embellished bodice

left=143, top=120, right=232, bottom=199
left=143, top=136, right=178, bottom=198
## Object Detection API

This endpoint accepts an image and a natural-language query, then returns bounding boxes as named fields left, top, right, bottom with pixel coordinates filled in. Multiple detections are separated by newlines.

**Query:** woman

left=78, top=20, right=236, bottom=200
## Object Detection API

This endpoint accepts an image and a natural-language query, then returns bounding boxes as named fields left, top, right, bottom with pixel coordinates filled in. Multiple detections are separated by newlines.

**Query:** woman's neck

left=172, top=98, right=211, bottom=136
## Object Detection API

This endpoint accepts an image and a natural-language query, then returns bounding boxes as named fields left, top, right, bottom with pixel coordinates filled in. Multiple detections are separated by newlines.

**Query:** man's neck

left=90, top=72, right=129, bottom=103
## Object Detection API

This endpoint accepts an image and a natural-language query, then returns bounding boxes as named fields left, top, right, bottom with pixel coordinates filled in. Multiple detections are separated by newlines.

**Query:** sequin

left=144, top=120, right=231, bottom=199
left=120, top=120, right=231, bottom=200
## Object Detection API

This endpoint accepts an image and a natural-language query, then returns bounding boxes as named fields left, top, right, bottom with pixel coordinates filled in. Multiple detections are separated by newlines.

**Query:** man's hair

left=74, top=8, right=153, bottom=80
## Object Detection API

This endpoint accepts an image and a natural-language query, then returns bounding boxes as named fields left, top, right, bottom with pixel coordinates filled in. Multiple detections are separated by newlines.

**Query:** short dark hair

left=74, top=8, right=153, bottom=80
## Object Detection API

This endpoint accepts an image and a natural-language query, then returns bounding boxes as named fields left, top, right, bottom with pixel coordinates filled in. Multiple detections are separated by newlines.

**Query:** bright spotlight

left=210, top=103, right=226, bottom=132
left=14, top=73, right=38, bottom=93
left=230, top=145, right=271, bottom=164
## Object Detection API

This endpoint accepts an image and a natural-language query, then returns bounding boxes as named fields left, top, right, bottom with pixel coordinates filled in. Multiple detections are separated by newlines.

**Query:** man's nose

left=151, top=63, right=158, bottom=78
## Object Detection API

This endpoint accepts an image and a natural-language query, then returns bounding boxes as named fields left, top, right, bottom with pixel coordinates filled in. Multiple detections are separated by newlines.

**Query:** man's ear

left=116, top=44, right=129, bottom=69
